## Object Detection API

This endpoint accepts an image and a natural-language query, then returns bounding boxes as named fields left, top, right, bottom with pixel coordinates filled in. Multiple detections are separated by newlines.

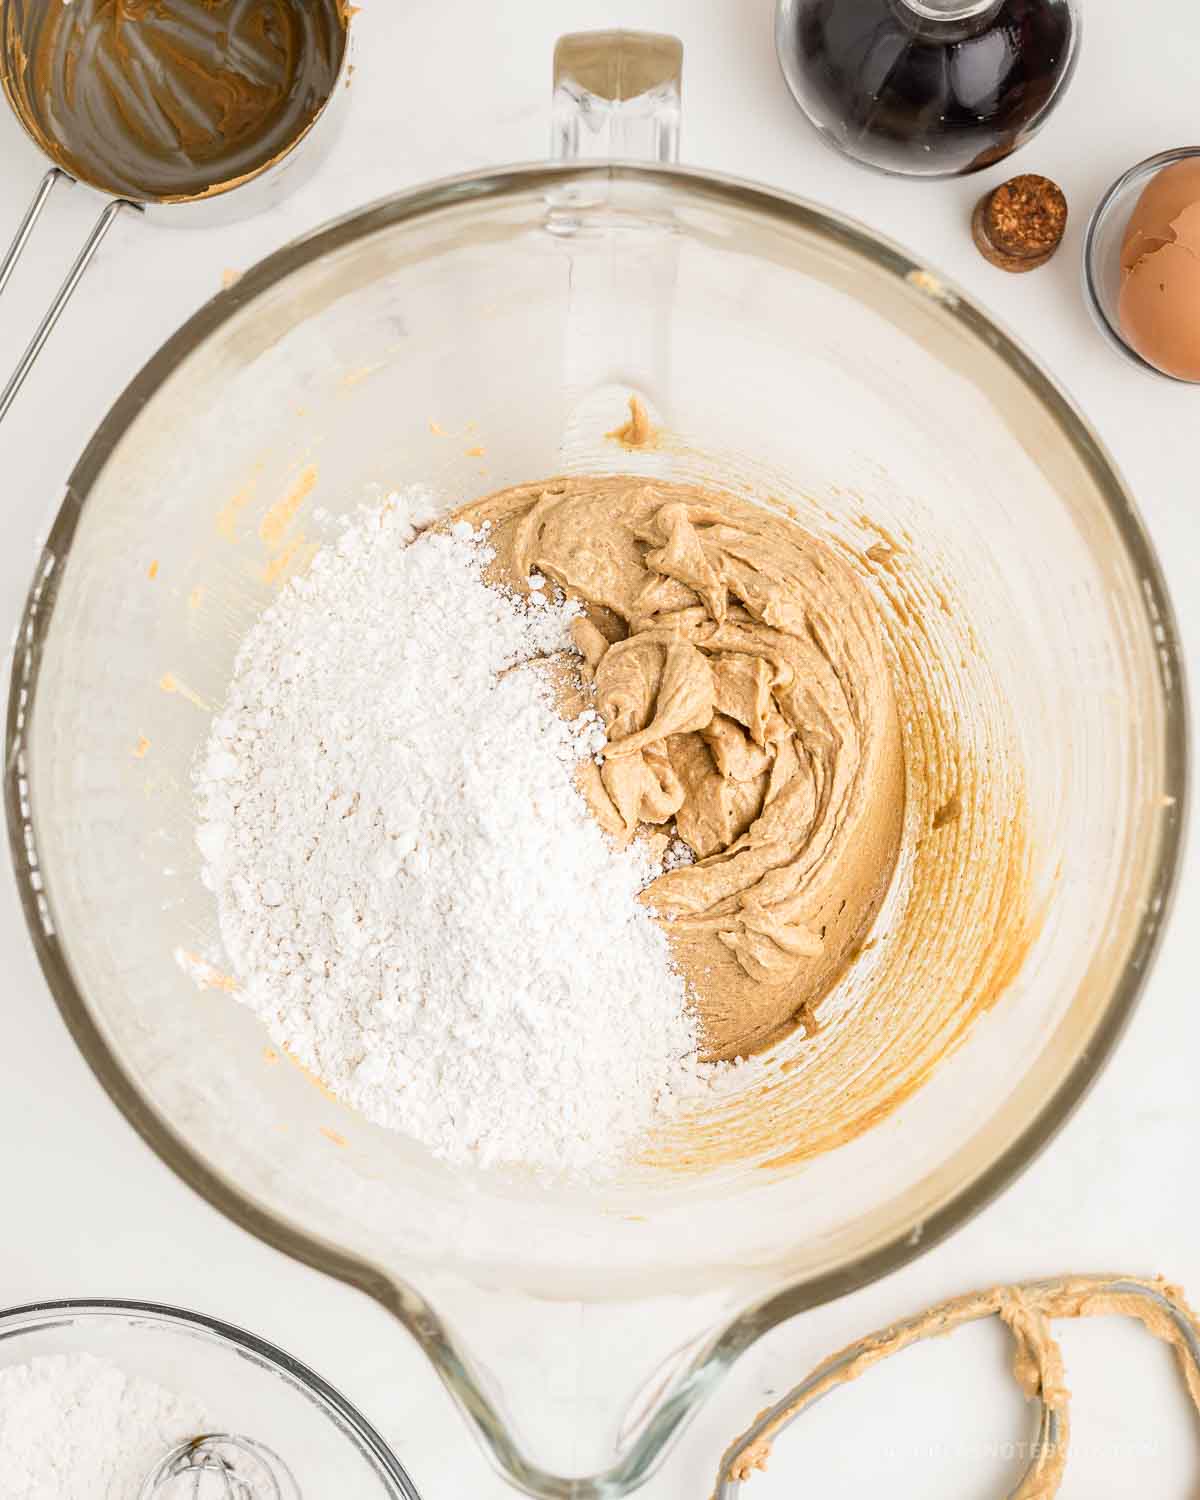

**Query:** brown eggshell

left=1119, top=161, right=1200, bottom=380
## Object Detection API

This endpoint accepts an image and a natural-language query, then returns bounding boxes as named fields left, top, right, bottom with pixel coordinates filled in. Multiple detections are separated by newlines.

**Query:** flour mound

left=0, top=1353, right=208, bottom=1499
left=195, top=491, right=713, bottom=1177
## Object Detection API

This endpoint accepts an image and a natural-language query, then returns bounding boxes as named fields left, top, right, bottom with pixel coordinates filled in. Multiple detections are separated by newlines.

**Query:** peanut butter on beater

left=715, top=1275, right=1200, bottom=1497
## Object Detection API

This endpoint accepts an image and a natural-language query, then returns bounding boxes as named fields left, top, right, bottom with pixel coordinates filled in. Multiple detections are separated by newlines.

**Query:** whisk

left=139, top=1434, right=301, bottom=1499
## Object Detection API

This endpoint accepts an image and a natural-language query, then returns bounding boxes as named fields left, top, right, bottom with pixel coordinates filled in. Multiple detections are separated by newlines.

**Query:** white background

left=2, top=2, right=1199, bottom=1496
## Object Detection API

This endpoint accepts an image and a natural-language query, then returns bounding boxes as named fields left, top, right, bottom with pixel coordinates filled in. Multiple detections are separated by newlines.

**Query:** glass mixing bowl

left=4, top=32, right=1186, bottom=1500
left=0, top=1299, right=419, bottom=1497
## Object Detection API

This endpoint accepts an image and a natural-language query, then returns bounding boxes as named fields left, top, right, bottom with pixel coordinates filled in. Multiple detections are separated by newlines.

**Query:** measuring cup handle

left=0, top=168, right=66, bottom=299
left=0, top=172, right=135, bottom=425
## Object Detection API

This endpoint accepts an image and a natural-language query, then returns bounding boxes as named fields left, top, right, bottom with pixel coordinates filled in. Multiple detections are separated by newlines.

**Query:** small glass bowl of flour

left=0, top=1299, right=418, bottom=1500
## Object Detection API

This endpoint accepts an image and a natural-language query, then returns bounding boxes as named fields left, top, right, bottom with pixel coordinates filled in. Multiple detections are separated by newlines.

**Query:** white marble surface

left=1, top=2, right=1198, bottom=1495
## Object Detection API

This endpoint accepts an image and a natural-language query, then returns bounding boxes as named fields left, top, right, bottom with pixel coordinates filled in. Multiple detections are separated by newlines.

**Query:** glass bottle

left=775, top=0, right=1080, bottom=178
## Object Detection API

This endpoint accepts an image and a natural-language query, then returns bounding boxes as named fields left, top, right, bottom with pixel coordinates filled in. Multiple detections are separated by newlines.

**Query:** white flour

left=0, top=1352, right=207, bottom=1498
left=195, top=491, right=717, bottom=1177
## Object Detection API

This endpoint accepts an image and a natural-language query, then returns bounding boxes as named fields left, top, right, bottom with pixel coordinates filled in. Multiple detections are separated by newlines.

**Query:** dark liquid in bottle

left=777, top=0, right=1077, bottom=177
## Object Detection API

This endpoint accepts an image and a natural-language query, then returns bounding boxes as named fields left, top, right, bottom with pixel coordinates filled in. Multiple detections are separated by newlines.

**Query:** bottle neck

left=896, top=0, right=1001, bottom=20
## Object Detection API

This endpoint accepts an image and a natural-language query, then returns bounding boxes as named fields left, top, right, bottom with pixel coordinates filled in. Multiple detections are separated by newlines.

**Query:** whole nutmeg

left=972, top=175, right=1068, bottom=273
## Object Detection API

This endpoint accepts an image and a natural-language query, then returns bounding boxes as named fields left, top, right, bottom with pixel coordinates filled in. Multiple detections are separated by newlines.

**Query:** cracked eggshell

left=1119, top=158, right=1200, bottom=381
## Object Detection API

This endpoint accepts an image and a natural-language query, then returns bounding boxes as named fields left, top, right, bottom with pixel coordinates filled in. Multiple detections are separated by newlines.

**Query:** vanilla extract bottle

left=775, top=0, right=1079, bottom=178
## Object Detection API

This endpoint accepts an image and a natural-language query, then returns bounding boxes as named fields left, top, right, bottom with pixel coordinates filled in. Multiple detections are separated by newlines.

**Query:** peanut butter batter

left=456, top=475, right=906, bottom=1062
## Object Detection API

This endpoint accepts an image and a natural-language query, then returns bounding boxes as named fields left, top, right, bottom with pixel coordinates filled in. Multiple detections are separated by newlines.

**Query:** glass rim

left=0, top=1296, right=421, bottom=1497
left=4, top=159, right=1189, bottom=1498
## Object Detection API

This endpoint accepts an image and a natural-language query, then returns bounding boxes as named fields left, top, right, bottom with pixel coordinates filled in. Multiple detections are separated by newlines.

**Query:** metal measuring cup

left=0, top=0, right=352, bottom=423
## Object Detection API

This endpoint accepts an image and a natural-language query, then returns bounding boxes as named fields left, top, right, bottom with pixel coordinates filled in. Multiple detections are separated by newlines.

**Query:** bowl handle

left=551, top=30, right=682, bottom=164
left=546, top=30, right=684, bottom=462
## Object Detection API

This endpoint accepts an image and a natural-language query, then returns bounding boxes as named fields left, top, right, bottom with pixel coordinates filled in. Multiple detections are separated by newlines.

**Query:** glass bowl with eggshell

left=1085, top=145, right=1200, bottom=382
left=4, top=30, right=1187, bottom=1500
